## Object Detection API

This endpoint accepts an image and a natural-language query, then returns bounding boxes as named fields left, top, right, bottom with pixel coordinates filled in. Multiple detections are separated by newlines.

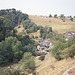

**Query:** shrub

left=35, top=36, right=38, bottom=39
left=31, top=35, right=34, bottom=38
left=70, top=18, right=73, bottom=21
left=46, top=50, right=49, bottom=52
left=55, top=55, right=62, bottom=60
left=36, top=52, right=42, bottom=56
left=54, top=14, right=57, bottom=18
left=26, top=30, right=30, bottom=33
left=14, top=29, right=17, bottom=33
left=49, top=14, right=52, bottom=17
left=18, top=26, right=21, bottom=28
left=39, top=55, right=45, bottom=61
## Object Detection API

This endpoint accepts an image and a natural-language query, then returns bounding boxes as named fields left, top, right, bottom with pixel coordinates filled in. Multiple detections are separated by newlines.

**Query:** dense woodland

left=0, top=9, right=75, bottom=75
left=0, top=9, right=36, bottom=75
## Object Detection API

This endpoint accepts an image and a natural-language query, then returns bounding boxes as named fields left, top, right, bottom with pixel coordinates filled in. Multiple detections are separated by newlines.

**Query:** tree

left=0, top=18, right=5, bottom=41
left=40, top=26, right=43, bottom=33
left=26, top=29, right=30, bottom=33
left=35, top=36, right=38, bottom=39
left=72, top=35, right=75, bottom=43
left=68, top=44, right=75, bottom=58
left=48, top=27, right=52, bottom=32
left=0, top=8, right=29, bottom=42
left=13, top=29, right=17, bottom=37
left=43, top=26, right=48, bottom=33
left=0, top=36, right=23, bottom=64
left=60, top=14, right=65, bottom=18
left=23, top=44, right=35, bottom=55
left=39, top=55, right=45, bottom=61
left=70, top=17, right=73, bottom=21
left=17, top=35, right=35, bottom=46
left=20, top=52, right=35, bottom=73
left=49, top=14, right=52, bottom=17
left=31, top=35, right=34, bottom=38
left=54, top=14, right=57, bottom=18
left=51, top=41, right=64, bottom=60
left=69, top=16, right=72, bottom=18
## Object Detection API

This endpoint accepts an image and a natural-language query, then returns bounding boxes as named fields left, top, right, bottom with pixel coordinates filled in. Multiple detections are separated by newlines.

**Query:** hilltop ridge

left=29, top=15, right=75, bottom=34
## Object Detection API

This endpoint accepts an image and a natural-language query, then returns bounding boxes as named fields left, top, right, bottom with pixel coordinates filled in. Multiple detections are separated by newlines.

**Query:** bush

left=49, top=14, right=52, bottom=17
left=20, top=52, right=36, bottom=73
left=54, top=14, right=57, bottom=18
left=70, top=18, right=73, bottom=21
left=36, top=52, right=42, bottom=56
left=40, top=34, right=42, bottom=38
left=39, top=55, right=45, bottom=61
left=68, top=44, right=75, bottom=58
left=18, top=26, right=21, bottom=28
left=14, top=29, right=17, bottom=33
left=55, top=55, right=62, bottom=60
left=31, top=35, right=34, bottom=38
left=26, top=30, right=30, bottom=33
left=35, top=36, right=38, bottom=39
left=46, top=50, right=49, bottom=52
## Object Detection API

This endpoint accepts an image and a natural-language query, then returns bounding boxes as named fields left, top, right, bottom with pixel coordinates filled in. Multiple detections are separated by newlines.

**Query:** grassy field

left=29, top=15, right=75, bottom=34
left=35, top=54, right=75, bottom=75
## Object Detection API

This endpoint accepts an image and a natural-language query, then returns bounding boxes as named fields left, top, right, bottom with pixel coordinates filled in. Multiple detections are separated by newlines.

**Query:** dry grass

left=68, top=68, right=75, bottom=75
left=29, top=15, right=75, bottom=34
left=35, top=54, right=75, bottom=75
left=29, top=30, right=40, bottom=42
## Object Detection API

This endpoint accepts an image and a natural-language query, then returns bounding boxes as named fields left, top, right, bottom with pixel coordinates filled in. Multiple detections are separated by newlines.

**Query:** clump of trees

left=70, top=17, right=73, bottom=21
left=0, top=35, right=36, bottom=65
left=68, top=44, right=75, bottom=58
left=40, top=26, right=52, bottom=33
left=23, top=19, right=40, bottom=33
left=0, top=8, right=37, bottom=75
left=17, top=35, right=35, bottom=46
left=39, top=26, right=53, bottom=39
left=51, top=37, right=75, bottom=60
left=0, top=8, right=28, bottom=26
left=49, top=14, right=52, bottom=17
left=0, top=37, right=23, bottom=64
left=54, top=14, right=57, bottom=18
left=0, top=8, right=28, bottom=42
left=19, top=52, right=36, bottom=73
